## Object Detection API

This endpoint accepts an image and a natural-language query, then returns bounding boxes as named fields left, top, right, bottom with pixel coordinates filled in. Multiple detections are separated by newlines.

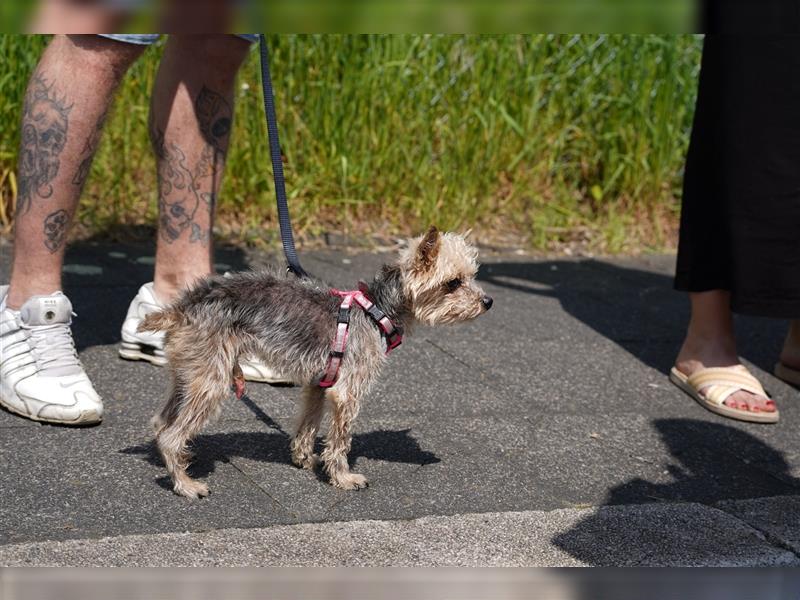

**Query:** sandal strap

left=687, top=367, right=766, bottom=406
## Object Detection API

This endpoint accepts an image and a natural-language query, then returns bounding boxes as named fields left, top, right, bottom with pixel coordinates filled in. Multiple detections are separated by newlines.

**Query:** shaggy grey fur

left=140, top=227, right=492, bottom=498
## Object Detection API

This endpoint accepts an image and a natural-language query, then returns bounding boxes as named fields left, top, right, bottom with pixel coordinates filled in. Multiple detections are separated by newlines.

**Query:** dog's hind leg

left=156, top=377, right=230, bottom=498
left=153, top=332, right=238, bottom=499
left=151, top=375, right=182, bottom=436
left=320, top=385, right=367, bottom=490
left=290, top=385, right=326, bottom=470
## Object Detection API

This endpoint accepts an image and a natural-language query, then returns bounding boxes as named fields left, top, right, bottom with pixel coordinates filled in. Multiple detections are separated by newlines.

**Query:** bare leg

left=675, top=290, right=774, bottom=413
left=779, top=320, right=800, bottom=370
left=321, top=388, right=368, bottom=490
left=149, top=35, right=251, bottom=303
left=291, top=386, right=326, bottom=470
left=6, top=35, right=144, bottom=309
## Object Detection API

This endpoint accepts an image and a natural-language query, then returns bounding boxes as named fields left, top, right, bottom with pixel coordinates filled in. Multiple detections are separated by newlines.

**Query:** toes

left=724, top=398, right=742, bottom=411
left=724, top=392, right=774, bottom=413
left=702, top=384, right=776, bottom=415
left=753, top=396, right=774, bottom=413
left=740, top=393, right=756, bottom=412
left=723, top=394, right=749, bottom=412
left=746, top=394, right=770, bottom=413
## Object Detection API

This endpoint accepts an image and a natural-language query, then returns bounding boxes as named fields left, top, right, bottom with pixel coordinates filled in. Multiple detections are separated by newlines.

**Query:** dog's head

left=397, top=226, right=492, bottom=326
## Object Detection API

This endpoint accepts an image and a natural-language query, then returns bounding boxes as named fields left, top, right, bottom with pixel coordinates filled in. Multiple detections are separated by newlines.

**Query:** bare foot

left=675, top=341, right=775, bottom=414
left=676, top=290, right=775, bottom=414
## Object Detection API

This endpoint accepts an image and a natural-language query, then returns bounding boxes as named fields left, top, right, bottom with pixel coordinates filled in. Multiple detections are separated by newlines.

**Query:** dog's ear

left=416, top=226, right=440, bottom=270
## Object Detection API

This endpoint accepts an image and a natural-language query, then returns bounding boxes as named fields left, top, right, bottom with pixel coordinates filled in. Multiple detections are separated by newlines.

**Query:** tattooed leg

left=151, top=35, right=250, bottom=303
left=6, top=35, right=144, bottom=309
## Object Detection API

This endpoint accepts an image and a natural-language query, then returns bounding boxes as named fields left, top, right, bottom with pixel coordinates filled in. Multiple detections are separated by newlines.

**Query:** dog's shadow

left=120, top=397, right=441, bottom=491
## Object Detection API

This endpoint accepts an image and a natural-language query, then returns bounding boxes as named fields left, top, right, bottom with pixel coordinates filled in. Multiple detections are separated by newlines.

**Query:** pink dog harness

left=318, top=284, right=403, bottom=388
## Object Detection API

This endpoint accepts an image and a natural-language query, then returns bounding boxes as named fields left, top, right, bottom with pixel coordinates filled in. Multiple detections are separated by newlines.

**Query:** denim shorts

left=100, top=34, right=258, bottom=45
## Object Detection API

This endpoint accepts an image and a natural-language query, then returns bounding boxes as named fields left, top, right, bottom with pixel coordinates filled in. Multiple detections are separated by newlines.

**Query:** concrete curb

left=2, top=498, right=798, bottom=567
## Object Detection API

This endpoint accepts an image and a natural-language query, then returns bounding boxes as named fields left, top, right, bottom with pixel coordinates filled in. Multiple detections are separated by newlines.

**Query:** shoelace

left=20, top=317, right=81, bottom=376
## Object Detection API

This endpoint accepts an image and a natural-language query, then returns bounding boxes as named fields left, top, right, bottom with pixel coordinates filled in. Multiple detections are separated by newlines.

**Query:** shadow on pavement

left=120, top=397, right=441, bottom=491
left=59, top=237, right=250, bottom=351
left=234, top=394, right=439, bottom=466
left=479, top=259, right=788, bottom=376
left=479, top=260, right=798, bottom=565
left=551, top=418, right=800, bottom=565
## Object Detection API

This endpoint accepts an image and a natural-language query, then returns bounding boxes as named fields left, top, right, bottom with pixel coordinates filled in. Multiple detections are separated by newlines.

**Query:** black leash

left=258, top=34, right=309, bottom=279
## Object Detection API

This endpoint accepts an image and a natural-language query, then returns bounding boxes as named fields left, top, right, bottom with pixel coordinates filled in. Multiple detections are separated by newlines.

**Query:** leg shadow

left=479, top=259, right=789, bottom=375
left=58, top=233, right=251, bottom=350
left=552, top=418, right=800, bottom=565
left=120, top=404, right=440, bottom=491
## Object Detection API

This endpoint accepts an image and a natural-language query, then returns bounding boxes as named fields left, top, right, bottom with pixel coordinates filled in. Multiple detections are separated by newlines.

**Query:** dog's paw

left=292, top=452, right=320, bottom=471
left=173, top=479, right=210, bottom=499
left=331, top=472, right=368, bottom=490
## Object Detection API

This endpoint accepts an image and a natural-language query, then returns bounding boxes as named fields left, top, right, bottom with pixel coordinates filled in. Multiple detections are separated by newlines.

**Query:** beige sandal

left=669, top=365, right=778, bottom=424
left=774, top=362, right=800, bottom=387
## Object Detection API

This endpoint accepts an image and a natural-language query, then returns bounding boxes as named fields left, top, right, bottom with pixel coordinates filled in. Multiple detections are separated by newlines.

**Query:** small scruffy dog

left=140, top=227, right=493, bottom=498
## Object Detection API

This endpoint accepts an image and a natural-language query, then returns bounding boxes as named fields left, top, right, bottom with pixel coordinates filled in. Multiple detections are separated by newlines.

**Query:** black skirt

left=674, top=35, right=800, bottom=318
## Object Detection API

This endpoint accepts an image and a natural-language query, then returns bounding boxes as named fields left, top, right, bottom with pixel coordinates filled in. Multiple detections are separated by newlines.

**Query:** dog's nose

left=481, top=295, right=493, bottom=310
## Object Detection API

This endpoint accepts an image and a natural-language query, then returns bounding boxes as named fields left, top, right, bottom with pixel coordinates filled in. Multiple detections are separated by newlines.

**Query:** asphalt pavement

left=1, top=239, right=799, bottom=566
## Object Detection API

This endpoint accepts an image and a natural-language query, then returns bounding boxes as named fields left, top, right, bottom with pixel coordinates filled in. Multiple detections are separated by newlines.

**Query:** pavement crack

left=424, top=338, right=488, bottom=377
left=410, top=460, right=433, bottom=476
left=712, top=502, right=800, bottom=562
left=226, top=458, right=299, bottom=519
left=324, top=495, right=350, bottom=516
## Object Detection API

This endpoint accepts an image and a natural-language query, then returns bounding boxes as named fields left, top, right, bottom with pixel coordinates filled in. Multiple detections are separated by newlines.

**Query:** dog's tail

left=138, top=308, right=184, bottom=334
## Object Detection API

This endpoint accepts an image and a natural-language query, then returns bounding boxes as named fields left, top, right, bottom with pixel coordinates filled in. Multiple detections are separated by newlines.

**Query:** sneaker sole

left=119, top=341, right=168, bottom=366
left=0, top=393, right=102, bottom=426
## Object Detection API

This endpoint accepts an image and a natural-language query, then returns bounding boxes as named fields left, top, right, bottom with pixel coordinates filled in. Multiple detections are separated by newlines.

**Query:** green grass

left=0, top=34, right=702, bottom=253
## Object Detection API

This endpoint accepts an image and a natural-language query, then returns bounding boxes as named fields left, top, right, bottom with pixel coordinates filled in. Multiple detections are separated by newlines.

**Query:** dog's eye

left=445, top=278, right=462, bottom=292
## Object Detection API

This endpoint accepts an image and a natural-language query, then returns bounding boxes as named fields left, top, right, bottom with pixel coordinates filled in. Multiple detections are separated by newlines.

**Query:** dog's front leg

left=321, top=387, right=367, bottom=490
left=290, top=385, right=325, bottom=470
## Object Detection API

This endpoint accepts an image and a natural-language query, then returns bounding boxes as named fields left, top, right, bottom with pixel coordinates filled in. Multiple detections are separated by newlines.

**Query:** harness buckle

left=386, top=330, right=403, bottom=351
left=365, top=304, right=383, bottom=322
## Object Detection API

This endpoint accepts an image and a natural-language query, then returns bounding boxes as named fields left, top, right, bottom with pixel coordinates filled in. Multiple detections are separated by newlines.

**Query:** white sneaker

left=0, top=286, right=103, bottom=425
left=239, top=356, right=293, bottom=384
left=119, top=282, right=294, bottom=384
left=119, top=282, right=167, bottom=366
